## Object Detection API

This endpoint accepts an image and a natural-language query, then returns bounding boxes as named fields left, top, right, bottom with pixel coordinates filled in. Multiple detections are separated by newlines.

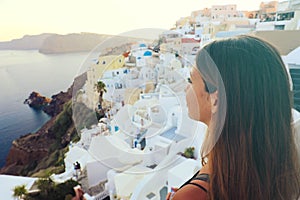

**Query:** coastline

left=0, top=50, right=91, bottom=169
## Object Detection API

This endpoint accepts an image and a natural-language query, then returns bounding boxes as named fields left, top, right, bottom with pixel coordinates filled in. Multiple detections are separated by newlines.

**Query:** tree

left=94, top=80, right=107, bottom=110
left=12, top=185, right=28, bottom=200
left=36, top=178, right=53, bottom=197
left=27, top=178, right=79, bottom=200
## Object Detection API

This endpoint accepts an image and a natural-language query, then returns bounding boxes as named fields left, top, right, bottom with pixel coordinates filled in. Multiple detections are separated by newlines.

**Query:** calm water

left=0, top=50, right=93, bottom=168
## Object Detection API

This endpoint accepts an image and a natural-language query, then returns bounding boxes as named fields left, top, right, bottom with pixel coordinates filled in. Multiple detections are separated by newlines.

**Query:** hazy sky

left=0, top=0, right=270, bottom=42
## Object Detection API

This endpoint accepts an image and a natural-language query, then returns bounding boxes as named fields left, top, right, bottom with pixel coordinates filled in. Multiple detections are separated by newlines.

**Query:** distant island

left=0, top=32, right=112, bottom=54
left=0, top=33, right=54, bottom=50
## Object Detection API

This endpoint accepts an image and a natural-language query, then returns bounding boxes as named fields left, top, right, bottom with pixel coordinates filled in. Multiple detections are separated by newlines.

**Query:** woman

left=168, top=35, right=300, bottom=200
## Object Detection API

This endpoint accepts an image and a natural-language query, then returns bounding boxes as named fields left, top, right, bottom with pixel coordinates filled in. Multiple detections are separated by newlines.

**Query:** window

left=275, top=25, right=285, bottom=30
left=146, top=192, right=155, bottom=199
left=277, top=12, right=295, bottom=21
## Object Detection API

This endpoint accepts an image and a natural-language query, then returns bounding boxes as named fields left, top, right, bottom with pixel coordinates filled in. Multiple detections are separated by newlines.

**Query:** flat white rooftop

left=0, top=175, right=37, bottom=200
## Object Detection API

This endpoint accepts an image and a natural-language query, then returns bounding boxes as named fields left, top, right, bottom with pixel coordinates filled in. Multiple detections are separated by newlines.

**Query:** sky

left=0, top=0, right=273, bottom=42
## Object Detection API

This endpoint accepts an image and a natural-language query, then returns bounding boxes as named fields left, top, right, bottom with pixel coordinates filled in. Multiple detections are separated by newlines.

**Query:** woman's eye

left=187, top=77, right=192, bottom=84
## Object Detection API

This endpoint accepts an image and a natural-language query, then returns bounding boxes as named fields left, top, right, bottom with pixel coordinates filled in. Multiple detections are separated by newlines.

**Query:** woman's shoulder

left=172, top=180, right=209, bottom=200
left=172, top=169, right=210, bottom=200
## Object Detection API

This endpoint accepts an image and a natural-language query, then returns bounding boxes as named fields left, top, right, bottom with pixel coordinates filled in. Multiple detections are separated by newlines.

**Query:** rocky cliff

left=23, top=90, right=71, bottom=117
left=24, top=91, right=51, bottom=109
left=0, top=73, right=90, bottom=176
left=0, top=32, right=112, bottom=54
left=39, top=33, right=111, bottom=54
left=0, top=33, right=55, bottom=50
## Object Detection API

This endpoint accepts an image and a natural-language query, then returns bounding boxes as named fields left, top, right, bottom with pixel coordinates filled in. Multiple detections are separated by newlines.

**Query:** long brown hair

left=196, top=35, right=300, bottom=199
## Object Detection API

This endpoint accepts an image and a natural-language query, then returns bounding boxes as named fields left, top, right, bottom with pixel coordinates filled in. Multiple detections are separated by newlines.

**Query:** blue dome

left=143, top=51, right=152, bottom=56
left=139, top=43, right=147, bottom=47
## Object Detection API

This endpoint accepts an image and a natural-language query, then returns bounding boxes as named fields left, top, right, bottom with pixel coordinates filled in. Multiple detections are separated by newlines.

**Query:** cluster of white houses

left=175, top=0, right=300, bottom=37
left=62, top=39, right=207, bottom=200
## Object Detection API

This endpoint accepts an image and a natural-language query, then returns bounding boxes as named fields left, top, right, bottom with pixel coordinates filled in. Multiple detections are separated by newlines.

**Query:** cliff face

left=43, top=89, right=73, bottom=117
left=38, top=33, right=111, bottom=54
left=0, top=32, right=112, bottom=54
left=0, top=73, right=87, bottom=176
left=2, top=117, right=57, bottom=175
left=0, top=33, right=55, bottom=50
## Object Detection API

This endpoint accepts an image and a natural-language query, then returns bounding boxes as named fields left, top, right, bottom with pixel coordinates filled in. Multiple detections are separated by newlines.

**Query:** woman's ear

left=210, top=91, right=218, bottom=114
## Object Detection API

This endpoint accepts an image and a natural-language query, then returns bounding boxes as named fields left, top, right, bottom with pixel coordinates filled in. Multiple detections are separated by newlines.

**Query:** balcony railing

left=93, top=190, right=109, bottom=200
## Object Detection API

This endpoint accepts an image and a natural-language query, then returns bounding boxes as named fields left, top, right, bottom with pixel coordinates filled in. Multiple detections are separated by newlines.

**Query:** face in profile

left=185, top=67, right=212, bottom=125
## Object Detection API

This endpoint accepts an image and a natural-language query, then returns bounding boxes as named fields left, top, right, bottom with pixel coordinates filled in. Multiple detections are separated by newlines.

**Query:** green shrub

left=28, top=178, right=78, bottom=200
left=183, top=147, right=195, bottom=158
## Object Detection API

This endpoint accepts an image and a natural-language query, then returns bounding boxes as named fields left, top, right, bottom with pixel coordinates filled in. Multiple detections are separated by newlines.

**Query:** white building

left=256, top=5, right=300, bottom=31
left=0, top=175, right=37, bottom=200
left=84, top=55, right=125, bottom=109
left=181, top=36, right=201, bottom=55
left=130, top=43, right=154, bottom=67
left=283, top=46, right=300, bottom=111
left=159, top=30, right=183, bottom=54
left=211, top=4, right=240, bottom=21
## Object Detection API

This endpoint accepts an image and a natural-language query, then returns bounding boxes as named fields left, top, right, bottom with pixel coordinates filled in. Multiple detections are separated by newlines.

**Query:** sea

left=0, top=50, right=95, bottom=168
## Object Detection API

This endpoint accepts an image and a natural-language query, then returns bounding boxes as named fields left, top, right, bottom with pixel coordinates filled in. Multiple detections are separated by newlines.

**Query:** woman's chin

left=188, top=112, right=199, bottom=121
left=188, top=112, right=210, bottom=126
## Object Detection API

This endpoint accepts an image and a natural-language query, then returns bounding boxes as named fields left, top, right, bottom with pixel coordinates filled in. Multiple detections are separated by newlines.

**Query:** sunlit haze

left=0, top=0, right=275, bottom=41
